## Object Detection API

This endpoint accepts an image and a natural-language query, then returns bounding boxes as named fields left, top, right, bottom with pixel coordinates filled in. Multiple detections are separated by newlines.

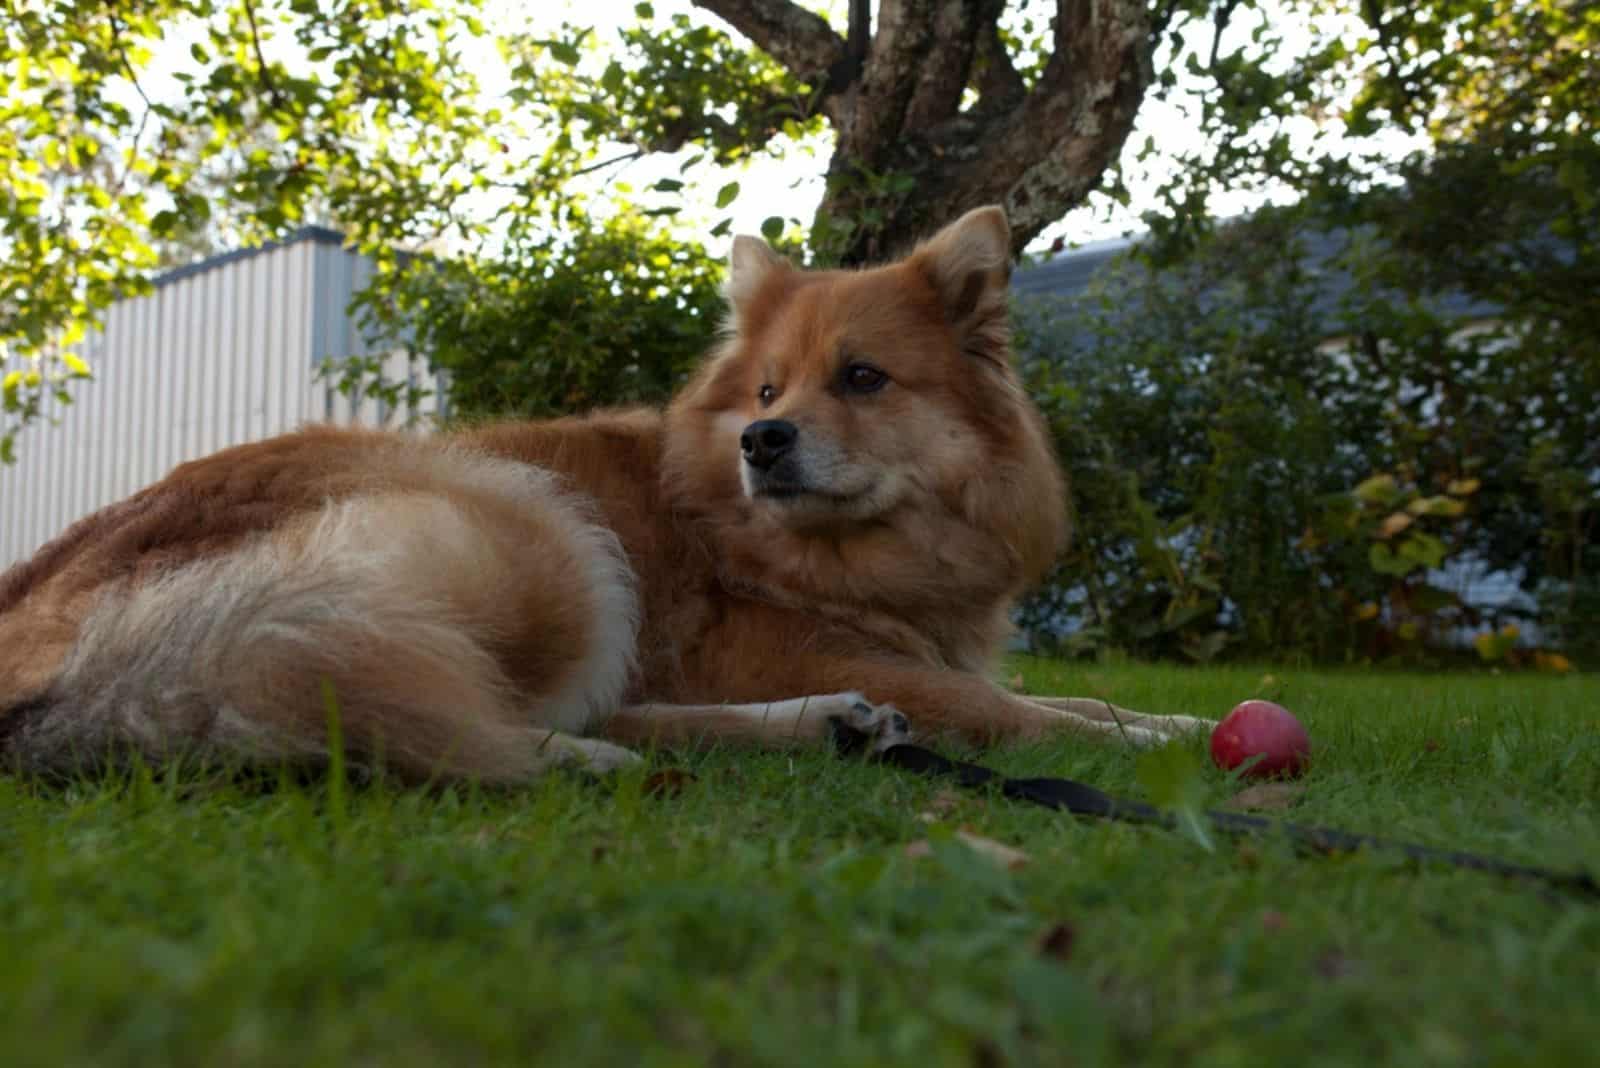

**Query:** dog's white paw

left=1153, top=713, right=1217, bottom=738
left=828, top=692, right=913, bottom=752
left=1114, top=722, right=1173, bottom=749
left=543, top=734, right=643, bottom=774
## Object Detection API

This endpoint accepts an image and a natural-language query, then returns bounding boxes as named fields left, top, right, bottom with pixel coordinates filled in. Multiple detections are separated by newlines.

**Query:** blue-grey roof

left=1011, top=236, right=1135, bottom=299
left=153, top=225, right=349, bottom=289
left=1008, top=222, right=1505, bottom=330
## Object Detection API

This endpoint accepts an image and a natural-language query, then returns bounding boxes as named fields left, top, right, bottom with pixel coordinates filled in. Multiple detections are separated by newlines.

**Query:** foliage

left=7, top=0, right=1415, bottom=461
left=344, top=206, right=725, bottom=422
left=1, top=0, right=530, bottom=460
left=1014, top=198, right=1598, bottom=663
left=1013, top=0, right=1599, bottom=663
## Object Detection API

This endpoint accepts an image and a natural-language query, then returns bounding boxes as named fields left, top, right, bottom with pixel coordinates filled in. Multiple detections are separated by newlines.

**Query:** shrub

left=1015, top=202, right=1598, bottom=664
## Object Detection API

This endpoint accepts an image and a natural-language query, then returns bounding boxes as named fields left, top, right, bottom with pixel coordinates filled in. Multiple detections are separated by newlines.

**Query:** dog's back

left=0, top=425, right=640, bottom=779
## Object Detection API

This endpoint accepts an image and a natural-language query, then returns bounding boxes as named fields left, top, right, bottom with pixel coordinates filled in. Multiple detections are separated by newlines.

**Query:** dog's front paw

left=827, top=692, right=913, bottom=753
left=542, top=734, right=644, bottom=774
left=1152, top=713, right=1217, bottom=738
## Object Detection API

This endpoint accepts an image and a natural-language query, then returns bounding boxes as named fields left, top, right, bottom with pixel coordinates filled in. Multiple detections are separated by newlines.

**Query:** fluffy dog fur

left=0, top=207, right=1208, bottom=782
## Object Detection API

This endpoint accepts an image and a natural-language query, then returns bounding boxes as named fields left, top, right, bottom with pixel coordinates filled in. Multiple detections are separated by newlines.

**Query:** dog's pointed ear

left=724, top=235, right=790, bottom=315
left=909, top=206, right=1012, bottom=330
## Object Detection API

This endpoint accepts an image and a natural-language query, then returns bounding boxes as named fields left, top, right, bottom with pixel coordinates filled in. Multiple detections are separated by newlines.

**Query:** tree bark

left=691, top=0, right=1155, bottom=264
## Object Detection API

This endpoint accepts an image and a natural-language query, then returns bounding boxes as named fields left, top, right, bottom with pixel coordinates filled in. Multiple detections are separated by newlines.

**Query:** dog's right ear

left=724, top=235, right=790, bottom=316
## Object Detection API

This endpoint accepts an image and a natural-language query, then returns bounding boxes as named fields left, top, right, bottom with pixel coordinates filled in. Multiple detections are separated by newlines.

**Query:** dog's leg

left=665, top=658, right=1177, bottom=749
left=521, top=730, right=643, bottom=774
left=1024, top=696, right=1215, bottom=740
left=598, top=693, right=912, bottom=752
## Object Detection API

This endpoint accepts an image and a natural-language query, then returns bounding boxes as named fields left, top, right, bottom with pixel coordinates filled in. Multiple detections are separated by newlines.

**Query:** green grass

left=3, top=659, right=1598, bottom=1067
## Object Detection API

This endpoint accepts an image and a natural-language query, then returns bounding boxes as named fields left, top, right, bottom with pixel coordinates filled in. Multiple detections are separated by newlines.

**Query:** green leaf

left=760, top=216, right=784, bottom=242
left=1368, top=543, right=1419, bottom=577
left=1407, top=495, right=1466, bottom=518
left=1353, top=474, right=1399, bottom=505
left=1134, top=743, right=1213, bottom=852
left=1398, top=533, right=1448, bottom=570
left=715, top=181, right=740, bottom=209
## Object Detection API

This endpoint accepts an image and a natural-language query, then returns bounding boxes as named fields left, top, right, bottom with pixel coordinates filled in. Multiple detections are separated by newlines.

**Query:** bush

left=346, top=206, right=725, bottom=422
left=1014, top=201, right=1598, bottom=665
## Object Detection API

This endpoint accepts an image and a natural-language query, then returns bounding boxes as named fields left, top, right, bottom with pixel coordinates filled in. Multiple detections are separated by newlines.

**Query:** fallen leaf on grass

left=916, top=789, right=966, bottom=822
left=1314, top=950, right=1358, bottom=980
left=1262, top=909, right=1288, bottom=933
left=1224, top=783, right=1307, bottom=811
left=905, top=831, right=1031, bottom=870
left=1035, top=922, right=1076, bottom=962
left=642, top=768, right=698, bottom=798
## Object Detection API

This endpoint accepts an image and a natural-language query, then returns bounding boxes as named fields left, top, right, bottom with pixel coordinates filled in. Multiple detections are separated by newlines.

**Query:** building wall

left=1, top=231, right=443, bottom=567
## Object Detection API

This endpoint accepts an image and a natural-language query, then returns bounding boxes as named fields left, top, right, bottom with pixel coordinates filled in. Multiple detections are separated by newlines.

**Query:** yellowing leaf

left=1407, top=495, right=1466, bottom=518
left=1224, top=783, right=1306, bottom=811
left=1377, top=511, right=1414, bottom=539
left=1353, top=474, right=1399, bottom=504
left=1534, top=652, right=1573, bottom=674
left=905, top=831, right=1031, bottom=870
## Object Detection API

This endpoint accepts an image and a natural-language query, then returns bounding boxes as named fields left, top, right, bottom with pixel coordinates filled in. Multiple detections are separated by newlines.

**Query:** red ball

left=1210, top=700, right=1312, bottom=779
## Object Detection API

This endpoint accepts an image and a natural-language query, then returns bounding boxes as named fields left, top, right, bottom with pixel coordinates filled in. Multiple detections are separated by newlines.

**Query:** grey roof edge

left=153, top=225, right=350, bottom=288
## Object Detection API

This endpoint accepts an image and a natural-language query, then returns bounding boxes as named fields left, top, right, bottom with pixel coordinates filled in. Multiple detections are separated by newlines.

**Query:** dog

left=0, top=206, right=1209, bottom=782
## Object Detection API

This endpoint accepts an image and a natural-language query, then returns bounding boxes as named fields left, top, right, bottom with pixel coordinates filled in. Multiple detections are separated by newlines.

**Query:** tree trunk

left=693, top=0, right=1156, bottom=264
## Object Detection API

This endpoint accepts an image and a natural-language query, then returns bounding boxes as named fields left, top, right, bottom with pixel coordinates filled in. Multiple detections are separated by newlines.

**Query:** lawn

left=3, top=659, right=1597, bottom=1067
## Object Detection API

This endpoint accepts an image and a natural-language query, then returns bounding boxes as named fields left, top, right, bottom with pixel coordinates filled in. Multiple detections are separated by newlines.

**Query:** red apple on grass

left=1210, top=700, right=1312, bottom=779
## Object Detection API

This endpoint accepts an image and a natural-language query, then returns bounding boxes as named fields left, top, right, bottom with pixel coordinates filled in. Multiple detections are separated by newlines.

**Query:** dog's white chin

left=747, top=478, right=900, bottom=528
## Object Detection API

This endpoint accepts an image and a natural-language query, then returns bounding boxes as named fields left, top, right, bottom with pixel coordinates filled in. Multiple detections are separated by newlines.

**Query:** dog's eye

left=758, top=384, right=776, bottom=406
left=841, top=363, right=888, bottom=394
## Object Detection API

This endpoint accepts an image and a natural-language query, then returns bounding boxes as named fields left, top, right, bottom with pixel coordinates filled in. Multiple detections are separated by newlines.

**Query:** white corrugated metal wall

left=1, top=229, right=443, bottom=566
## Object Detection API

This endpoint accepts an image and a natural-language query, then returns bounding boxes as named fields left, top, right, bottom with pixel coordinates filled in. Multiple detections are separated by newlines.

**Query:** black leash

left=831, top=725, right=1600, bottom=902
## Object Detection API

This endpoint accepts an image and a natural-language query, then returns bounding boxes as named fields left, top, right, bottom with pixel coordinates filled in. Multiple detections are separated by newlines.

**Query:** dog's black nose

left=740, top=419, right=798, bottom=470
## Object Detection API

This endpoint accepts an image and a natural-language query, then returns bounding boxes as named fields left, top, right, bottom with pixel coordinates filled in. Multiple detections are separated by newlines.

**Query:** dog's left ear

left=724, top=234, right=791, bottom=318
left=909, top=206, right=1012, bottom=333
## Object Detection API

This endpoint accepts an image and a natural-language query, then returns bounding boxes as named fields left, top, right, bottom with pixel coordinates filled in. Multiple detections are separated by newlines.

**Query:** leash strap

left=832, top=725, right=1599, bottom=901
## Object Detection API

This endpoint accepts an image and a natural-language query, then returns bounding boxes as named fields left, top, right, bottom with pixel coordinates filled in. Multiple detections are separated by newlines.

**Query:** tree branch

left=1208, top=0, right=1242, bottom=69
left=690, top=0, right=847, bottom=86
left=105, top=10, right=155, bottom=194
left=978, top=0, right=1155, bottom=246
left=902, top=0, right=997, bottom=133
left=846, top=0, right=870, bottom=64
left=845, top=0, right=934, bottom=156
left=241, top=0, right=289, bottom=114
left=972, top=7, right=1025, bottom=111
left=826, top=0, right=872, bottom=93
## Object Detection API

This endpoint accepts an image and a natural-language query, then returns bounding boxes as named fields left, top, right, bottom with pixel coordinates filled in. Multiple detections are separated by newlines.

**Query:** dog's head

left=664, top=207, right=1067, bottom=587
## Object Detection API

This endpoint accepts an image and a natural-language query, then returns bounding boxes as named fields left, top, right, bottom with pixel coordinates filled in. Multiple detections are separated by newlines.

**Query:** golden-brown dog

left=0, top=207, right=1208, bottom=781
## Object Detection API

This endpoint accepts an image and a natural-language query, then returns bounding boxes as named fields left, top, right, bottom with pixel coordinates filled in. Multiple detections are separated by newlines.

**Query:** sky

left=492, top=0, right=1416, bottom=257
left=134, top=0, right=1418, bottom=262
